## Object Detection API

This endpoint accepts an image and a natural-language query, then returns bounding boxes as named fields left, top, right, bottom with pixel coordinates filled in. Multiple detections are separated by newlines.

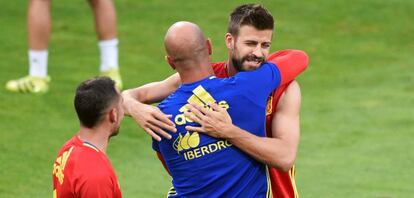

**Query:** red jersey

left=52, top=136, right=122, bottom=198
left=212, top=49, right=308, bottom=198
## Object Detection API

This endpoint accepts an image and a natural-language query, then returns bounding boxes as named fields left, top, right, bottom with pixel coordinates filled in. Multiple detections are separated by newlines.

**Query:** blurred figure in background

left=6, top=0, right=122, bottom=94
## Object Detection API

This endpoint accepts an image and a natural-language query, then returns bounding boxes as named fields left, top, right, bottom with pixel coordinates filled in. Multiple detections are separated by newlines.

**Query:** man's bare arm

left=122, top=73, right=181, bottom=141
left=268, top=81, right=301, bottom=170
left=185, top=81, right=301, bottom=171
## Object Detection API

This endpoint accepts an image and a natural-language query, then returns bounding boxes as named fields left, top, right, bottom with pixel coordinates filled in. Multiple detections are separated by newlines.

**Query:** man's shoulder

left=267, top=49, right=308, bottom=62
left=211, top=62, right=228, bottom=78
left=70, top=150, right=116, bottom=184
left=211, top=61, right=226, bottom=69
left=68, top=143, right=109, bottom=168
left=60, top=137, right=102, bottom=161
left=69, top=149, right=117, bottom=195
left=235, top=62, right=278, bottom=79
left=158, top=86, right=191, bottom=112
left=55, top=136, right=80, bottom=157
left=54, top=141, right=109, bottom=181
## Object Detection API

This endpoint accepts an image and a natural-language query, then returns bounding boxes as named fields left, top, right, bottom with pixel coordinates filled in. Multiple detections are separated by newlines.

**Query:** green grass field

left=1, top=0, right=413, bottom=197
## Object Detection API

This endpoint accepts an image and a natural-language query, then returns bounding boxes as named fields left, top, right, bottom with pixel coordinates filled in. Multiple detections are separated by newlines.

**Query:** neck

left=77, top=125, right=111, bottom=153
left=177, top=60, right=214, bottom=84
left=226, top=59, right=238, bottom=77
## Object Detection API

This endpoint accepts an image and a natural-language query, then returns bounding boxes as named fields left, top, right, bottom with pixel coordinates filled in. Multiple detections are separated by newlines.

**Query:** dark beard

left=231, top=57, right=244, bottom=72
left=231, top=54, right=265, bottom=72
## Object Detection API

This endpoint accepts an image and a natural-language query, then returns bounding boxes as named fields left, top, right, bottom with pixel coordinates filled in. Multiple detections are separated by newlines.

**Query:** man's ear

left=225, top=33, right=234, bottom=50
left=165, top=55, right=176, bottom=70
left=109, top=108, right=117, bottom=123
left=206, top=38, right=212, bottom=55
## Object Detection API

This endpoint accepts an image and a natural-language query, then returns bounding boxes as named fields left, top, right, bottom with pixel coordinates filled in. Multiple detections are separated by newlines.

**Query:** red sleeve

left=267, top=49, right=309, bottom=85
left=157, top=152, right=171, bottom=176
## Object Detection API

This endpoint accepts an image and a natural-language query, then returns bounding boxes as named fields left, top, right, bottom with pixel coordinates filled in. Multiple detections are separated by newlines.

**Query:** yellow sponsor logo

left=172, top=85, right=233, bottom=160
left=173, top=131, right=232, bottom=160
left=183, top=140, right=232, bottom=160
left=174, top=85, right=229, bottom=126
left=173, top=131, right=200, bottom=152
left=52, top=146, right=74, bottom=185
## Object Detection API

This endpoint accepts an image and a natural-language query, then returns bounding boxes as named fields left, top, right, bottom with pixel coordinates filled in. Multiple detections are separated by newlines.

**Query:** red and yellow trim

left=289, top=165, right=299, bottom=198
left=266, top=166, right=273, bottom=198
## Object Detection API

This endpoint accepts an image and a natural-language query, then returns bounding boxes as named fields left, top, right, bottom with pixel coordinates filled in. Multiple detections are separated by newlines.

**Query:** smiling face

left=227, top=25, right=273, bottom=71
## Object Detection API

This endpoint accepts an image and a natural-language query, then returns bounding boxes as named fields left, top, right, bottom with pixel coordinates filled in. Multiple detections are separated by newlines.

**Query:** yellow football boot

left=100, top=69, right=123, bottom=90
left=5, top=75, right=51, bottom=94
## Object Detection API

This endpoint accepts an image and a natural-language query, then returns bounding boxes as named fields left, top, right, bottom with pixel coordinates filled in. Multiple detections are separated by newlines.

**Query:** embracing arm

left=264, top=81, right=300, bottom=170
left=268, top=49, right=309, bottom=85
left=185, top=81, right=301, bottom=171
left=122, top=73, right=181, bottom=140
left=122, top=72, right=181, bottom=113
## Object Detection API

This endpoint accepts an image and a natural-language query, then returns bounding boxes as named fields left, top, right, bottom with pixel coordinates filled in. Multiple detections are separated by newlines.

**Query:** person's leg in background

left=89, top=0, right=122, bottom=89
left=6, top=0, right=52, bottom=93
left=6, top=0, right=123, bottom=94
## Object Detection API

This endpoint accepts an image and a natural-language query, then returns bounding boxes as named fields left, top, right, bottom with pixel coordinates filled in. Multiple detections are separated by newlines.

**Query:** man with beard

left=153, top=21, right=299, bottom=197
left=52, top=77, right=123, bottom=198
left=123, top=4, right=307, bottom=197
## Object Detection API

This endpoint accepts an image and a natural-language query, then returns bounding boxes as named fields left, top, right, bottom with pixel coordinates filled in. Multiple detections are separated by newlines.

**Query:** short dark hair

left=228, top=4, right=274, bottom=37
left=74, top=77, right=119, bottom=128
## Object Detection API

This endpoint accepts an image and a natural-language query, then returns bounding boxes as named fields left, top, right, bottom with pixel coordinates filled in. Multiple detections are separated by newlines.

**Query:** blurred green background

left=0, top=0, right=413, bottom=197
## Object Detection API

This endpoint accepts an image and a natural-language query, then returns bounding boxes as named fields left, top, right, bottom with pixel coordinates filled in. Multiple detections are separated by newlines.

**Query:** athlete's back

left=52, top=136, right=122, bottom=198
left=154, top=62, right=281, bottom=197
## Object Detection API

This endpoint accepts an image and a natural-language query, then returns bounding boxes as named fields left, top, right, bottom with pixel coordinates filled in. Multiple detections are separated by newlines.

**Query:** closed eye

left=262, top=42, right=271, bottom=48
left=244, top=41, right=258, bottom=47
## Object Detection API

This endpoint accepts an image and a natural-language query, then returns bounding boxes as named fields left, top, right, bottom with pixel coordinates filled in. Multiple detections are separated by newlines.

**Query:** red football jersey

left=212, top=49, right=308, bottom=198
left=52, top=136, right=122, bottom=198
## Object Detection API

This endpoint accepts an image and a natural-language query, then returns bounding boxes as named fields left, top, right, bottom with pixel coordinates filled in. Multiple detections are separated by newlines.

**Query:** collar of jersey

left=179, top=75, right=216, bottom=89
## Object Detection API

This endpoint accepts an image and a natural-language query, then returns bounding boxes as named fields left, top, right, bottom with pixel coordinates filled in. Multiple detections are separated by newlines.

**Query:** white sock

left=28, top=49, right=48, bottom=78
left=98, top=38, right=119, bottom=72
